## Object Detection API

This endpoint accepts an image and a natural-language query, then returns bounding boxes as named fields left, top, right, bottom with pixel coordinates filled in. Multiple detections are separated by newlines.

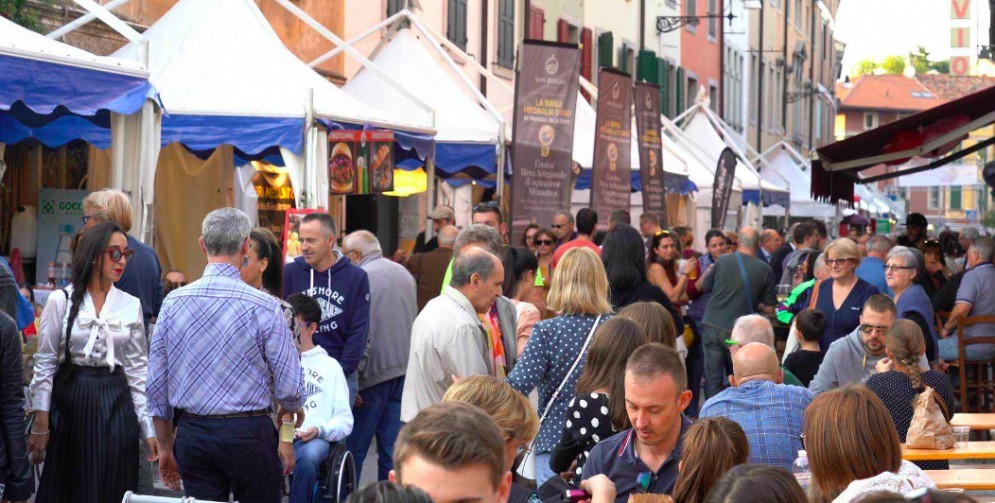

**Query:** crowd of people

left=0, top=194, right=991, bottom=503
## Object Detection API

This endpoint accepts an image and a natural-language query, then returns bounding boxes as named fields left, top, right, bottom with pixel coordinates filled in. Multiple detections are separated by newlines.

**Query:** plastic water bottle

left=793, top=450, right=811, bottom=492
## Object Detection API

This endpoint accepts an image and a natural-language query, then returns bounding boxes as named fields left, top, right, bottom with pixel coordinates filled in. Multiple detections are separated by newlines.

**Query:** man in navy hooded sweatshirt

left=284, top=213, right=371, bottom=404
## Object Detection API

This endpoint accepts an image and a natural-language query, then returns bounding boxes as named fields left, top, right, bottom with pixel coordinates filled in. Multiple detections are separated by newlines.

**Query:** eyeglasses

left=884, top=265, right=915, bottom=272
left=825, top=258, right=852, bottom=267
left=82, top=215, right=93, bottom=225
left=534, top=239, right=554, bottom=246
left=472, top=201, right=499, bottom=213
left=106, top=246, right=134, bottom=263
left=859, top=324, right=890, bottom=335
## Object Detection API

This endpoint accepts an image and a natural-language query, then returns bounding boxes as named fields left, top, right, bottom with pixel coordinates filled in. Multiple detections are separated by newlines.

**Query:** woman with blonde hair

left=813, top=238, right=879, bottom=351
left=805, top=386, right=934, bottom=502
left=672, top=417, right=750, bottom=503
left=865, top=319, right=953, bottom=471
left=617, top=301, right=687, bottom=362
left=508, top=247, right=612, bottom=486
left=444, top=375, right=539, bottom=503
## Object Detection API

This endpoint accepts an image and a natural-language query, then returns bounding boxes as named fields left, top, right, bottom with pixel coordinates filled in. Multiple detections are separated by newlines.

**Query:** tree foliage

left=881, top=55, right=906, bottom=74
left=0, top=0, right=42, bottom=32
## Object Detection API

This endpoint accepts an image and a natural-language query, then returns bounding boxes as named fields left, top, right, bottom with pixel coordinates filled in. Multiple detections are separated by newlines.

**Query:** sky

left=836, top=0, right=990, bottom=78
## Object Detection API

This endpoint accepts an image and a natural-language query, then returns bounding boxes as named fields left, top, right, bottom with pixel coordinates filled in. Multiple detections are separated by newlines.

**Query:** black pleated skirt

left=36, top=365, right=140, bottom=503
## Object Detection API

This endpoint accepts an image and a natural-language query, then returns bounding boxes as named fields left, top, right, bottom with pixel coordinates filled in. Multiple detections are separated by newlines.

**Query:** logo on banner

left=545, top=55, right=560, bottom=75
left=649, top=150, right=658, bottom=176
left=607, top=143, right=619, bottom=171
left=41, top=200, right=55, bottom=215
left=645, top=93, right=653, bottom=110
left=539, top=125, right=556, bottom=157
left=612, top=82, right=621, bottom=100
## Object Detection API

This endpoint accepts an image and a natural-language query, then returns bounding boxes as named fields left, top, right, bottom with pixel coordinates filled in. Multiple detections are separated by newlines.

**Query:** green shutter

left=951, top=186, right=963, bottom=210
left=638, top=50, right=658, bottom=83
left=619, top=43, right=628, bottom=73
left=598, top=31, right=614, bottom=69
left=497, top=0, right=515, bottom=68
left=659, top=58, right=671, bottom=118
left=675, top=67, right=686, bottom=114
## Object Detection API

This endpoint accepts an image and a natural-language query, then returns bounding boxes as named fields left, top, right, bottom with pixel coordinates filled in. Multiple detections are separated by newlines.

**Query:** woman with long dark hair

left=29, top=221, right=158, bottom=502
left=548, top=317, right=646, bottom=486
left=647, top=230, right=695, bottom=306
left=601, top=224, right=684, bottom=334
left=240, top=228, right=299, bottom=344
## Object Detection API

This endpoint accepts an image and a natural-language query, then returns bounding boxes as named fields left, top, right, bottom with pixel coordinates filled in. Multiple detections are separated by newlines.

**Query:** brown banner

left=509, top=41, right=581, bottom=245
left=711, top=147, right=738, bottom=229
left=633, top=82, right=666, bottom=226
left=591, top=68, right=634, bottom=229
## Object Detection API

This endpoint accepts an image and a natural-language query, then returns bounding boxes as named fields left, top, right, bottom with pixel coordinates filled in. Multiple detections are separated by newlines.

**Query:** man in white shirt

left=287, top=294, right=354, bottom=503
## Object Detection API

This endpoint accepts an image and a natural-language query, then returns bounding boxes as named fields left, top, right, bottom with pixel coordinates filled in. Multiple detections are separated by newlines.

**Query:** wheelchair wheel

left=313, top=443, right=357, bottom=502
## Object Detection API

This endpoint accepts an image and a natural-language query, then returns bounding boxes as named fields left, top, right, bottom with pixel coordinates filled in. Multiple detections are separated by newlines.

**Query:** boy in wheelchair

left=288, top=294, right=355, bottom=503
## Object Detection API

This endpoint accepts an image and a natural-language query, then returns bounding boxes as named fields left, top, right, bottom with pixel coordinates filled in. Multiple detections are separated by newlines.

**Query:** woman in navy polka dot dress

left=508, top=248, right=613, bottom=486
left=549, top=317, right=646, bottom=487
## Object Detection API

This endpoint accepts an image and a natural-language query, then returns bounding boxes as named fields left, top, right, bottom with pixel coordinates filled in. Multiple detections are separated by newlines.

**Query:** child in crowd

left=783, top=309, right=825, bottom=387
left=287, top=294, right=354, bottom=503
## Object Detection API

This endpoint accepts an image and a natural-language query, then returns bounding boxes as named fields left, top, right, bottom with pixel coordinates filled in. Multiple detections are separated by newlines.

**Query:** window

left=687, top=75, right=698, bottom=109
left=496, top=0, right=515, bottom=68
left=750, top=55, right=759, bottom=124
left=597, top=31, right=614, bottom=70
left=795, top=0, right=802, bottom=29
left=708, top=0, right=718, bottom=40
left=898, top=187, right=909, bottom=201
left=928, top=187, right=941, bottom=210
left=387, top=0, right=404, bottom=15
left=709, top=82, right=719, bottom=112
left=864, top=112, right=879, bottom=130
left=951, top=186, right=963, bottom=210
left=686, top=0, right=698, bottom=33
left=447, top=0, right=468, bottom=51
left=775, top=67, right=783, bottom=132
left=619, top=42, right=635, bottom=74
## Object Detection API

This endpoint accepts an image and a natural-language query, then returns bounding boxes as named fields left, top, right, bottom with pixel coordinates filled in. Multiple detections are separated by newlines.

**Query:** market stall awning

left=112, top=0, right=433, bottom=156
left=812, top=83, right=995, bottom=205
left=760, top=142, right=836, bottom=218
left=343, top=28, right=497, bottom=176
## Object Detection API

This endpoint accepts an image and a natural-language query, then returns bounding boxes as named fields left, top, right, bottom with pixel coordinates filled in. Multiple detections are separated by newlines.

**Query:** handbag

left=53, top=288, right=77, bottom=386
left=515, top=314, right=603, bottom=486
left=906, top=385, right=955, bottom=450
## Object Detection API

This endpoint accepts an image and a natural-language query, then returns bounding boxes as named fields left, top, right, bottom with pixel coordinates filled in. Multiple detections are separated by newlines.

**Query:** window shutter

left=528, top=6, right=545, bottom=40
left=497, top=0, right=515, bottom=68
left=458, top=0, right=468, bottom=50
left=447, top=0, right=457, bottom=46
left=675, top=66, right=685, bottom=114
left=619, top=43, right=628, bottom=73
left=387, top=0, right=403, bottom=16
left=638, top=50, right=658, bottom=83
left=659, top=58, right=670, bottom=117
left=598, top=31, right=614, bottom=69
left=557, top=19, right=569, bottom=43
left=581, top=28, right=593, bottom=81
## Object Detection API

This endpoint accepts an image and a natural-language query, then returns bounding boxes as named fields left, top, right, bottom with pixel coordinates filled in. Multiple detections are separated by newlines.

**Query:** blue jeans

left=702, top=324, right=733, bottom=399
left=535, top=452, right=556, bottom=487
left=346, top=376, right=404, bottom=482
left=685, top=318, right=705, bottom=418
left=939, top=336, right=995, bottom=362
left=290, top=438, right=332, bottom=503
left=346, top=371, right=359, bottom=408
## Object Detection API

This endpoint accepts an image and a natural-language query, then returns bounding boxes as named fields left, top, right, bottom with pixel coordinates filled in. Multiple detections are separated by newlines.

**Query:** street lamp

left=744, top=0, right=764, bottom=153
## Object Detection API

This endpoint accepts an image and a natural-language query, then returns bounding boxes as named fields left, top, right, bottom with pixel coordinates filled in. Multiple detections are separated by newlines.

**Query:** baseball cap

left=427, top=205, right=456, bottom=221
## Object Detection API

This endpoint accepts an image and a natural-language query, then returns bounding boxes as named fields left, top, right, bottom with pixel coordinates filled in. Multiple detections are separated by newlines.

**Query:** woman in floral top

left=508, top=248, right=612, bottom=486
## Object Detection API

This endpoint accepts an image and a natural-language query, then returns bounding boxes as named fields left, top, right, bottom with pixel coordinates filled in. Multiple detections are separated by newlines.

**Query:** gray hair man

left=957, top=227, right=982, bottom=271
left=700, top=342, right=814, bottom=470
left=341, top=230, right=417, bottom=480
left=401, top=248, right=505, bottom=421
left=700, top=226, right=779, bottom=398
left=148, top=207, right=304, bottom=498
left=551, top=210, right=575, bottom=244
left=729, top=314, right=808, bottom=386
left=939, top=236, right=995, bottom=362
left=856, top=235, right=893, bottom=296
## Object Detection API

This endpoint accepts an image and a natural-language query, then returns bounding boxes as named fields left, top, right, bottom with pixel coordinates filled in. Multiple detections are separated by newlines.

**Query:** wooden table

left=926, top=469, right=995, bottom=490
left=903, top=441, right=995, bottom=461
left=951, top=413, right=995, bottom=431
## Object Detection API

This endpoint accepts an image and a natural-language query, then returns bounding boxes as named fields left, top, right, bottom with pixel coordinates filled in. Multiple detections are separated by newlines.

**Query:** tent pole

left=48, top=0, right=134, bottom=40
left=308, top=11, right=406, bottom=68
left=272, top=0, right=434, bottom=117
left=426, top=152, right=437, bottom=240
left=72, top=0, right=142, bottom=43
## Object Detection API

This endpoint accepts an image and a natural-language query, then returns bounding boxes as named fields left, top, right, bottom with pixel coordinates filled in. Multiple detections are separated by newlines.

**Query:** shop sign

left=590, top=68, right=634, bottom=229
left=509, top=40, right=581, bottom=245
left=35, top=189, right=89, bottom=286
left=328, top=130, right=395, bottom=195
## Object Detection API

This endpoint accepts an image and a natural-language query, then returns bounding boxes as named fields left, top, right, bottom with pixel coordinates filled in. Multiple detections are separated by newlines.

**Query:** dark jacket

left=0, top=313, right=31, bottom=500
left=0, top=263, right=17, bottom=322
left=769, top=242, right=794, bottom=283
left=283, top=253, right=371, bottom=375
left=932, top=269, right=967, bottom=314
left=407, top=247, right=453, bottom=312
left=609, top=281, right=685, bottom=335
left=114, top=235, right=163, bottom=330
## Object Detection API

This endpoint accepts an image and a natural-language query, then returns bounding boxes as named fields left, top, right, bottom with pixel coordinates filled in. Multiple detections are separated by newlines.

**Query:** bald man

left=700, top=343, right=813, bottom=471
left=700, top=226, right=778, bottom=397
left=759, top=229, right=783, bottom=264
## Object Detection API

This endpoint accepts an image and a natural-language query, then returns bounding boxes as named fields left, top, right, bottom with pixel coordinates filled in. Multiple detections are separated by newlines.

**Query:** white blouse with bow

left=29, top=285, right=155, bottom=439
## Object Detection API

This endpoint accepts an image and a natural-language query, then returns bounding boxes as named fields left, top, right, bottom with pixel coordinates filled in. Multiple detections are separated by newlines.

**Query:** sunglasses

left=859, top=324, right=889, bottom=335
left=165, top=280, right=187, bottom=288
left=551, top=223, right=569, bottom=229
left=472, top=201, right=499, bottom=213
left=106, top=246, right=134, bottom=263
left=534, top=239, right=555, bottom=246
left=82, top=215, right=93, bottom=225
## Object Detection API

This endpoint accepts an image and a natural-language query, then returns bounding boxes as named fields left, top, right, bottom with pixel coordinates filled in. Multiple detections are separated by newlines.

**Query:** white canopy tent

left=757, top=142, right=836, bottom=220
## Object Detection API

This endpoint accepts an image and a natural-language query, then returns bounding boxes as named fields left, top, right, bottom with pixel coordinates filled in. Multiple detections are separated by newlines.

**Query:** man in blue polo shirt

left=939, top=236, right=995, bottom=361
left=581, top=343, right=692, bottom=500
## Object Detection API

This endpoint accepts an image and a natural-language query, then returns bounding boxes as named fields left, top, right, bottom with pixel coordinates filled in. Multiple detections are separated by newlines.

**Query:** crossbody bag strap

left=59, top=288, right=73, bottom=366
left=537, top=314, right=603, bottom=426
left=736, top=253, right=754, bottom=313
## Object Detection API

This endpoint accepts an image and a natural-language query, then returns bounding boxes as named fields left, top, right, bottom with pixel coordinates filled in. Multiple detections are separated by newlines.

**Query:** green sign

left=876, top=218, right=892, bottom=234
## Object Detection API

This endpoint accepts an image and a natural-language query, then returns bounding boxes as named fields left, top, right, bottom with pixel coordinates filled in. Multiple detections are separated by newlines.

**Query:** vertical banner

left=590, top=68, right=634, bottom=229
left=509, top=41, right=581, bottom=245
left=633, top=82, right=666, bottom=225
left=35, top=189, right=89, bottom=286
left=711, top=148, right=738, bottom=229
